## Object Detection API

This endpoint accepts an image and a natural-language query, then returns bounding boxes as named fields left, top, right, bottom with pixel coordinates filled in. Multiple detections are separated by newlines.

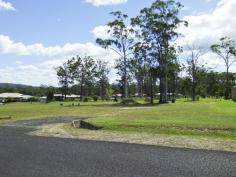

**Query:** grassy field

left=0, top=99, right=236, bottom=140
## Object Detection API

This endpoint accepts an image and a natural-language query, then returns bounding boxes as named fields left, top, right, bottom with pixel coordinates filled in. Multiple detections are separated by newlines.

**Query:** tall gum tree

left=211, top=37, right=236, bottom=99
left=131, top=0, right=187, bottom=103
left=96, top=11, right=134, bottom=98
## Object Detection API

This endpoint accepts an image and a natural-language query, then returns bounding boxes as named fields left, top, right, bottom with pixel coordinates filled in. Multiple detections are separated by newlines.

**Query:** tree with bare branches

left=211, top=37, right=236, bottom=99
left=185, top=45, right=205, bottom=101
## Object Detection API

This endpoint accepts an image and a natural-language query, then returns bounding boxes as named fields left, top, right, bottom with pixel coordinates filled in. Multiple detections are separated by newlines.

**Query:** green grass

left=0, top=99, right=236, bottom=140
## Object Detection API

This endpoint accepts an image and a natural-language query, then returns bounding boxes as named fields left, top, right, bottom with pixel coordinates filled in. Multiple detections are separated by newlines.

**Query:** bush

left=93, top=96, right=99, bottom=102
left=83, top=97, right=91, bottom=102
left=196, top=95, right=200, bottom=101
left=121, top=98, right=136, bottom=105
left=145, top=97, right=151, bottom=102
left=29, top=97, right=39, bottom=102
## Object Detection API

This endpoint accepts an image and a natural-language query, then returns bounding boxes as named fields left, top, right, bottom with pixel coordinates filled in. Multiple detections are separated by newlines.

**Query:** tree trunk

left=137, top=77, right=143, bottom=97
left=160, top=76, right=168, bottom=103
left=124, top=56, right=128, bottom=98
left=225, top=67, right=230, bottom=99
left=80, top=75, right=84, bottom=101
left=150, top=77, right=154, bottom=104
left=159, top=61, right=168, bottom=104
left=192, top=70, right=196, bottom=101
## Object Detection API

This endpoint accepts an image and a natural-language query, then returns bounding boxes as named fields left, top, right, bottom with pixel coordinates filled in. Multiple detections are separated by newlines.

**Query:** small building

left=40, top=96, right=48, bottom=103
left=21, top=95, right=33, bottom=101
left=66, top=94, right=81, bottom=101
left=0, top=93, right=33, bottom=102
left=232, top=86, right=236, bottom=101
left=53, top=94, right=64, bottom=101
left=113, top=93, right=122, bottom=98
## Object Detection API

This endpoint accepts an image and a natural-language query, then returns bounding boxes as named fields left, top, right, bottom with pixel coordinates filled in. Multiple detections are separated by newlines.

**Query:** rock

left=71, top=120, right=99, bottom=130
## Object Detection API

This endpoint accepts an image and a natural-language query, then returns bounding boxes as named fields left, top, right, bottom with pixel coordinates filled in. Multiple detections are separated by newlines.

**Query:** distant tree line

left=0, top=84, right=59, bottom=98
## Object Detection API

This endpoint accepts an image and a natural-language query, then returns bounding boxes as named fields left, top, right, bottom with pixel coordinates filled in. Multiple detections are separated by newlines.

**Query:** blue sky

left=0, top=0, right=235, bottom=86
left=1, top=0, right=217, bottom=45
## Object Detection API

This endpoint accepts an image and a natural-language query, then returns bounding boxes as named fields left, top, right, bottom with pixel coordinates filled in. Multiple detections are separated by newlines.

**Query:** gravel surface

left=4, top=116, right=84, bottom=127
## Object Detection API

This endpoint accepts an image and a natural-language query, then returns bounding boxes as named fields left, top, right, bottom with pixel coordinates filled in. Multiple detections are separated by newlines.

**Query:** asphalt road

left=0, top=118, right=235, bottom=177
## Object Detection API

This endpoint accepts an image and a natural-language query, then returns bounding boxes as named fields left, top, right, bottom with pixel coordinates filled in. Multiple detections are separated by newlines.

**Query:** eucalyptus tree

left=167, top=46, right=181, bottom=100
left=211, top=37, right=236, bottom=99
left=131, top=42, right=148, bottom=94
left=96, top=11, right=134, bottom=98
left=131, top=42, right=157, bottom=103
left=131, top=0, right=187, bottom=103
left=185, top=45, right=205, bottom=101
left=71, top=55, right=97, bottom=100
left=96, top=60, right=110, bottom=100
left=56, top=59, right=74, bottom=99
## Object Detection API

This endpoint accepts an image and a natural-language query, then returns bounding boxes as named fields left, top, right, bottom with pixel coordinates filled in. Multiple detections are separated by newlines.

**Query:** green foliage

left=96, top=11, right=134, bottom=98
left=46, top=89, right=54, bottom=102
left=56, top=59, right=74, bottom=98
left=93, top=96, right=99, bottom=102
left=211, top=37, right=236, bottom=99
left=121, top=98, right=136, bottom=105
left=131, top=0, right=187, bottom=103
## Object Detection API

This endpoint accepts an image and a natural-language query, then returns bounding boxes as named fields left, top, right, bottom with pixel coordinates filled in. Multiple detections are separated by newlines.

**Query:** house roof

left=0, top=93, right=33, bottom=99
left=54, top=94, right=64, bottom=97
left=67, top=94, right=80, bottom=98
left=0, top=93, right=23, bottom=98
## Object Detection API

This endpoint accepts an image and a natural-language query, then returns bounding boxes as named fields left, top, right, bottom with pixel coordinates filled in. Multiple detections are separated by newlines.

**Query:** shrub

left=83, top=97, right=90, bottom=102
left=29, top=97, right=39, bottom=102
left=121, top=98, right=136, bottom=105
left=196, top=95, right=200, bottom=101
left=145, top=97, right=151, bottom=102
left=93, top=96, right=99, bottom=102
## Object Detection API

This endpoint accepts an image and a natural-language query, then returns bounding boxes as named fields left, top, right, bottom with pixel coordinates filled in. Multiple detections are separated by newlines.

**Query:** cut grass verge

left=1, top=98, right=236, bottom=140
left=30, top=123, right=236, bottom=152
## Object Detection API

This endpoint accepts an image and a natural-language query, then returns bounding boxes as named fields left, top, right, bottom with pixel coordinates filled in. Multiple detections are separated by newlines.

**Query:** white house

left=0, top=93, right=33, bottom=102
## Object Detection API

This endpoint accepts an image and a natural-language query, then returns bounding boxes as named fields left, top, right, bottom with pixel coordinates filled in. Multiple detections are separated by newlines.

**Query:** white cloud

left=0, top=35, right=120, bottom=86
left=178, top=0, right=236, bottom=72
left=0, top=35, right=119, bottom=60
left=178, top=0, right=236, bottom=48
left=85, top=0, right=128, bottom=7
left=0, top=60, right=61, bottom=86
left=0, top=57, right=119, bottom=86
left=91, top=25, right=111, bottom=39
left=0, top=0, right=15, bottom=11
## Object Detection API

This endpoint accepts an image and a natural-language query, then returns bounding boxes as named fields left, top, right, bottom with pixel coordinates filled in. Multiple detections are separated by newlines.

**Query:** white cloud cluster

left=178, top=0, right=236, bottom=71
left=0, top=35, right=119, bottom=86
left=0, top=58, right=118, bottom=86
left=85, top=0, right=128, bottom=7
left=0, top=35, right=118, bottom=60
left=0, top=59, right=65, bottom=86
left=0, top=0, right=15, bottom=11
left=178, top=0, right=236, bottom=48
